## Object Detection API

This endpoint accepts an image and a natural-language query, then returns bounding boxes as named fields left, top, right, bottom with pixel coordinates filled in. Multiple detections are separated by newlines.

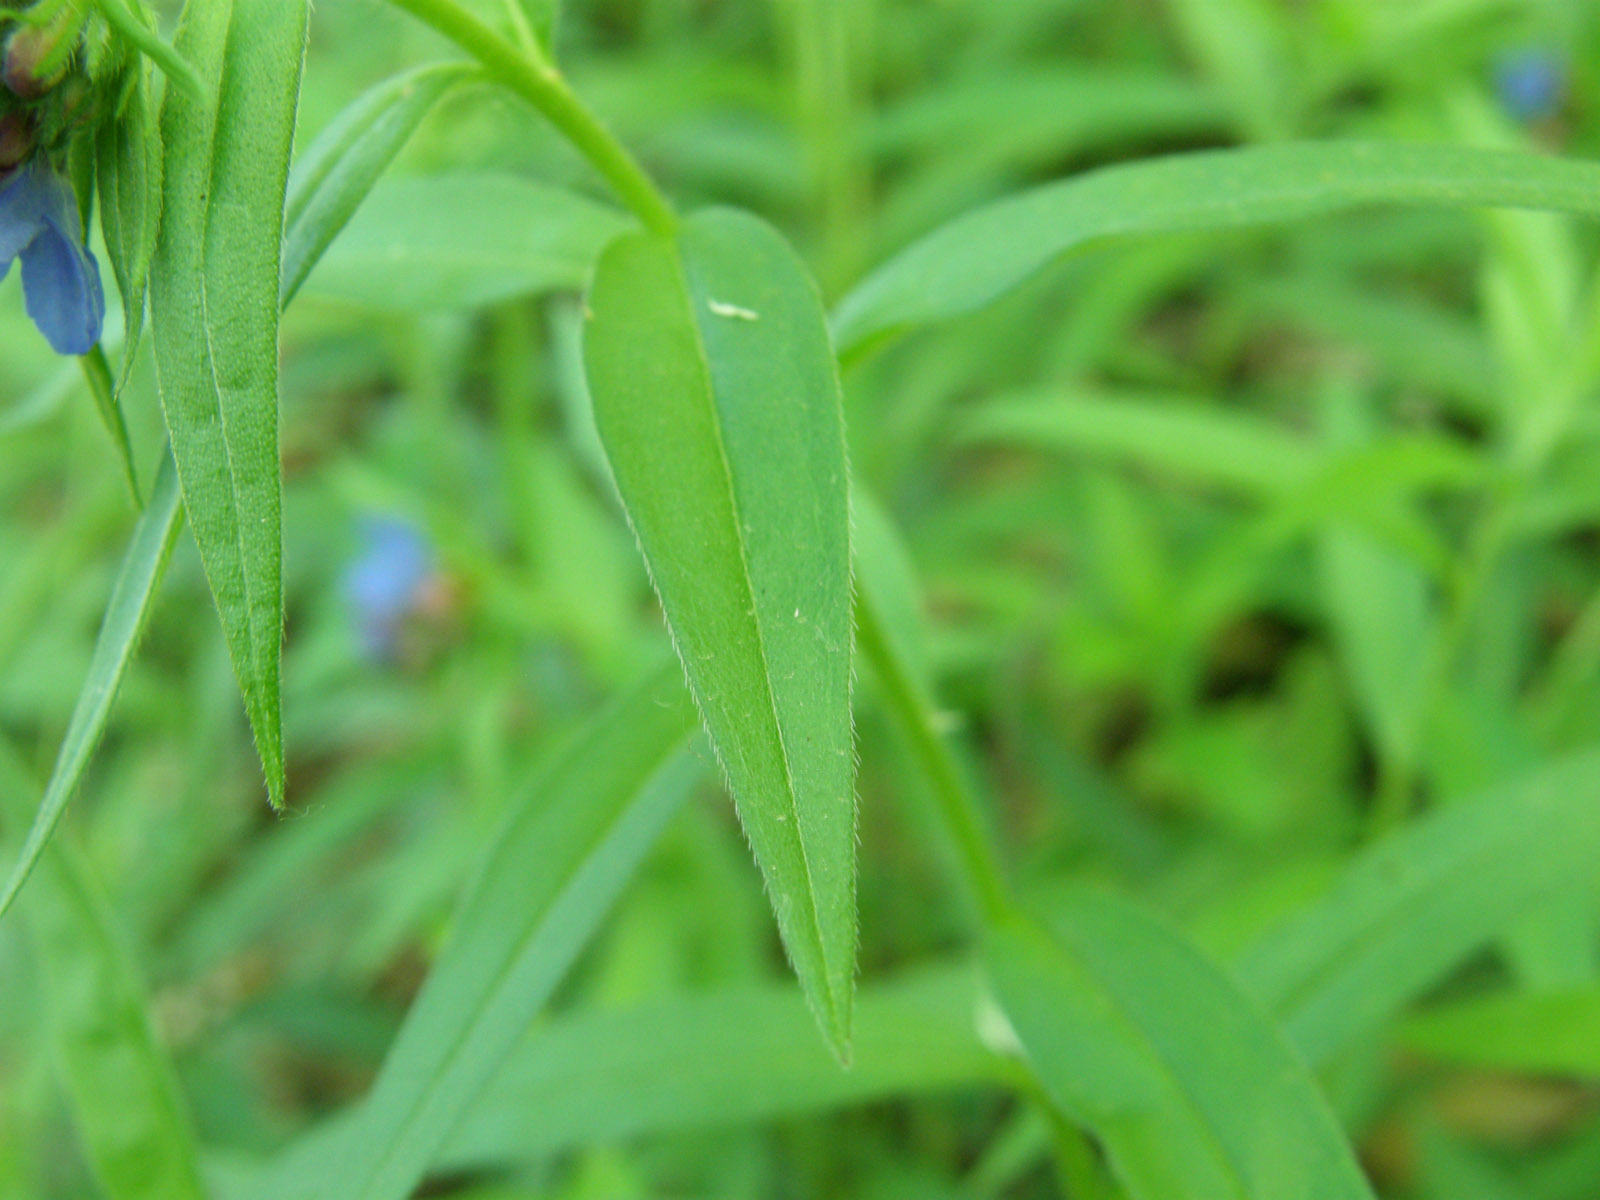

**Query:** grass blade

left=1238, top=748, right=1600, bottom=1065
left=251, top=658, right=701, bottom=1200
left=835, top=142, right=1600, bottom=355
left=281, top=63, right=477, bottom=308
left=149, top=0, right=310, bottom=808
left=954, top=388, right=1320, bottom=499
left=0, top=456, right=182, bottom=923
left=439, top=963, right=1000, bottom=1168
left=0, top=744, right=206, bottom=1200
left=584, top=208, right=857, bottom=1055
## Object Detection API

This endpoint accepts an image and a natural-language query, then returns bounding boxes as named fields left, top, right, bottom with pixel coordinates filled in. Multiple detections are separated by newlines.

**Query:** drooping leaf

left=148, top=0, right=310, bottom=807
left=281, top=63, right=477, bottom=307
left=0, top=456, right=182, bottom=923
left=834, top=142, right=1600, bottom=356
left=584, top=207, right=857, bottom=1056
left=987, top=895, right=1376, bottom=1200
left=0, top=743, right=207, bottom=1200
left=250, top=658, right=701, bottom=1200
left=302, top=174, right=628, bottom=311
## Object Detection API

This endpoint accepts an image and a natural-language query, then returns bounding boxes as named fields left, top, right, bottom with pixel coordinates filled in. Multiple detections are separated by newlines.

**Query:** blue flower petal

left=0, top=165, right=46, bottom=267
left=1, top=163, right=104, bottom=354
left=20, top=219, right=105, bottom=355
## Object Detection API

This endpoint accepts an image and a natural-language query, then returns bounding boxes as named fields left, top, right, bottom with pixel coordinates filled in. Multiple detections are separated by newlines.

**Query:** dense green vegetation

left=7, top=1, right=1600, bottom=1197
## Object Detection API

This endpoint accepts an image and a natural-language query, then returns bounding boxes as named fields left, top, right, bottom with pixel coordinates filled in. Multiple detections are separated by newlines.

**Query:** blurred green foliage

left=9, top=0, right=1600, bottom=1197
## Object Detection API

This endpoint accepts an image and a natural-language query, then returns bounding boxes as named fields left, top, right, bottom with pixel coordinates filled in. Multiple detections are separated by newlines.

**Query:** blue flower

left=0, top=160, right=104, bottom=355
left=1494, top=49, right=1566, bottom=123
left=342, top=516, right=435, bottom=658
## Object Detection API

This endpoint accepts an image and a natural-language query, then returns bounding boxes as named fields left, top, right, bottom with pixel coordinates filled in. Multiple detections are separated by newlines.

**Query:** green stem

left=383, top=0, right=676, bottom=235
left=856, top=589, right=1014, bottom=926
left=79, top=346, right=141, bottom=507
left=92, top=0, right=204, bottom=101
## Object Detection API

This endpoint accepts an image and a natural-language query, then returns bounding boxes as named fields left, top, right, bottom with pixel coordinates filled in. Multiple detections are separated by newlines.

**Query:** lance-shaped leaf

left=149, top=0, right=309, bottom=808
left=0, top=456, right=182, bottom=923
left=833, top=142, right=1600, bottom=357
left=244, top=659, right=701, bottom=1200
left=584, top=208, right=857, bottom=1056
left=96, top=56, right=162, bottom=397
left=987, top=895, right=1376, bottom=1200
left=281, top=62, right=476, bottom=308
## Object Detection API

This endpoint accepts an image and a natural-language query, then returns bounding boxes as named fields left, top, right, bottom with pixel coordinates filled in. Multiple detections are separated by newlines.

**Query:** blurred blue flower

left=343, top=516, right=434, bottom=657
left=1495, top=48, right=1566, bottom=123
left=0, top=160, right=104, bottom=355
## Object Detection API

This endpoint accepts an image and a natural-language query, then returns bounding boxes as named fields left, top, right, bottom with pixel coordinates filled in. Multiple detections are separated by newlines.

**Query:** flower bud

left=3, top=13, right=76, bottom=101
left=0, top=108, right=31, bottom=170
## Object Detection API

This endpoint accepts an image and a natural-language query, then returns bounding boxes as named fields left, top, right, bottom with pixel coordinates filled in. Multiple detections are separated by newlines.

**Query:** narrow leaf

left=0, top=456, right=182, bottom=923
left=1237, top=747, right=1600, bottom=1065
left=281, top=63, right=477, bottom=308
left=1399, top=987, right=1600, bottom=1076
left=987, top=895, right=1375, bottom=1200
left=0, top=744, right=207, bottom=1200
left=250, top=658, right=701, bottom=1200
left=954, top=388, right=1319, bottom=499
left=92, top=0, right=205, bottom=100
left=584, top=207, right=857, bottom=1056
left=440, top=963, right=999, bottom=1169
left=149, top=0, right=310, bottom=807
left=96, top=60, right=163, bottom=396
left=834, top=142, right=1600, bottom=355
left=302, top=174, right=627, bottom=311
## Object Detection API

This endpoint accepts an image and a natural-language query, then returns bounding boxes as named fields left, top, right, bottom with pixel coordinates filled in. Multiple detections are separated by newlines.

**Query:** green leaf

left=281, top=63, right=477, bottom=308
left=250, top=658, right=701, bottom=1200
left=1399, top=987, right=1600, bottom=1076
left=0, top=743, right=206, bottom=1200
left=148, top=0, right=310, bottom=808
left=92, top=0, right=205, bottom=100
left=302, top=174, right=628, bottom=310
left=0, top=457, right=182, bottom=923
left=1237, top=748, right=1600, bottom=1065
left=954, top=388, right=1320, bottom=499
left=1314, top=382, right=1434, bottom=776
left=834, top=142, right=1600, bottom=356
left=0, top=33, right=410, bottom=923
left=96, top=60, right=163, bottom=395
left=438, top=963, right=1000, bottom=1169
left=584, top=207, right=857, bottom=1056
left=986, top=895, right=1375, bottom=1200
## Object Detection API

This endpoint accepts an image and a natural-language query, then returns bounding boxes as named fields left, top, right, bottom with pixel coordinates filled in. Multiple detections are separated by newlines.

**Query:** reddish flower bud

left=0, top=108, right=31, bottom=169
left=3, top=19, right=72, bottom=101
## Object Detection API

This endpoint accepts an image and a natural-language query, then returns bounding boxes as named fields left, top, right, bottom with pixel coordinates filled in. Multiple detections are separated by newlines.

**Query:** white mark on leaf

left=708, top=298, right=760, bottom=321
